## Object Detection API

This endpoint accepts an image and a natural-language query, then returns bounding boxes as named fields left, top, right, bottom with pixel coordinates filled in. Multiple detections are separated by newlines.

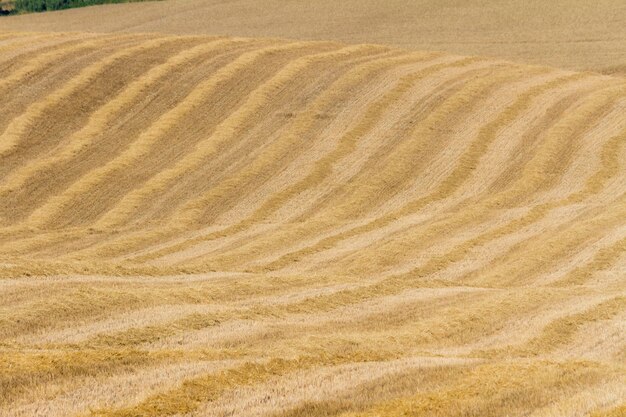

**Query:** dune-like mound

left=1, top=32, right=625, bottom=416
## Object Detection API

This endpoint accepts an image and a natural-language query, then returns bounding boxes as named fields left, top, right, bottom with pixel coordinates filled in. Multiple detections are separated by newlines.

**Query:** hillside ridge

left=2, top=0, right=626, bottom=73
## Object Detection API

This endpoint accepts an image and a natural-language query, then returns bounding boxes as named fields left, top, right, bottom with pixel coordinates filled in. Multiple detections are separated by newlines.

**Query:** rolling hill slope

left=0, top=31, right=625, bottom=416
left=1, top=0, right=626, bottom=74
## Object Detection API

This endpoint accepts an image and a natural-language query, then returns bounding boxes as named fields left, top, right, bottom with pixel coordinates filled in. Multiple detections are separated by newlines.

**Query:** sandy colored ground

left=2, top=0, right=626, bottom=74
left=0, top=30, right=624, bottom=416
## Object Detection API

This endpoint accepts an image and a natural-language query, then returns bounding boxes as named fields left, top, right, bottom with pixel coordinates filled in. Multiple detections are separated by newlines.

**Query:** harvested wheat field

left=0, top=5, right=626, bottom=417
left=2, top=0, right=626, bottom=74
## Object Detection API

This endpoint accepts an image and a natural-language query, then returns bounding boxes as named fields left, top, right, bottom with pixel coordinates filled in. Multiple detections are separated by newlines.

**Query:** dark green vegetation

left=5, top=0, right=152, bottom=14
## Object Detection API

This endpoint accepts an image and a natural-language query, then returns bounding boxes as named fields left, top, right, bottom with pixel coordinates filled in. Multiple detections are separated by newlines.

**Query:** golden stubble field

left=0, top=2, right=625, bottom=416
left=2, top=0, right=626, bottom=73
